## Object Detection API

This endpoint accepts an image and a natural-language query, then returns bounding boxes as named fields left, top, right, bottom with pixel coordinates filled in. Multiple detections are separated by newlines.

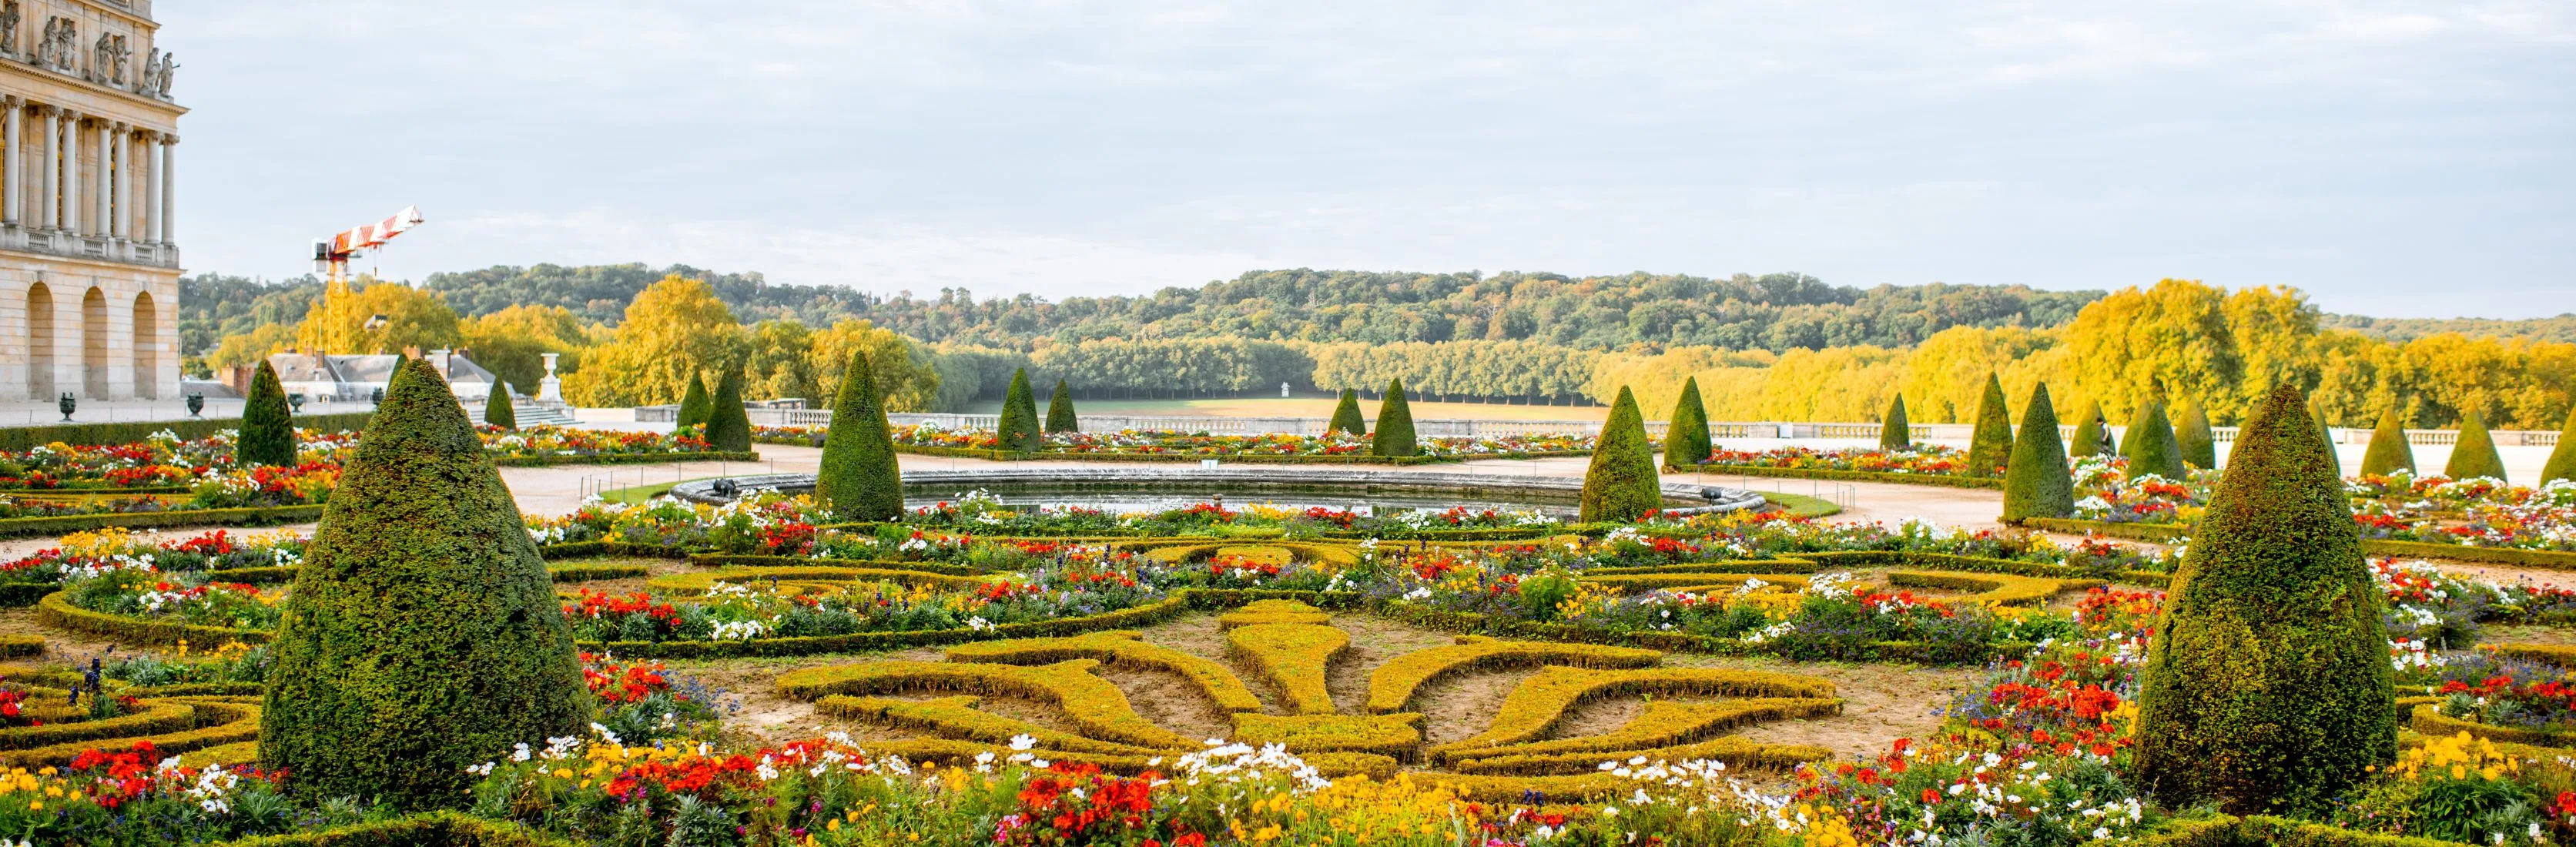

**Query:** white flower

left=1009, top=734, right=1037, bottom=751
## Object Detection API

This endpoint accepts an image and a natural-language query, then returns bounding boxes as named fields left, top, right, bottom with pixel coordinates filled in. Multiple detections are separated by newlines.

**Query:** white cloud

left=158, top=1, right=2576, bottom=317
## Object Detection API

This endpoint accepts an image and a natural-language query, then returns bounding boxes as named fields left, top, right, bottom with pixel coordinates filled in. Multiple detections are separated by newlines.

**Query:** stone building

left=0, top=0, right=184, bottom=401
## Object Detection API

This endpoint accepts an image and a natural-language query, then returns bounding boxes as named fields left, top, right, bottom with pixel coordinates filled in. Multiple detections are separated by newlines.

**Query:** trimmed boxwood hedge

left=685, top=553, right=976, bottom=575
left=213, top=812, right=575, bottom=847
left=2127, top=815, right=2482, bottom=847
left=39, top=590, right=269, bottom=645
left=0, top=504, right=325, bottom=539
left=1371, top=378, right=1419, bottom=458
left=1696, top=464, right=2004, bottom=489
left=882, top=443, right=1579, bottom=465
left=2028, top=516, right=2576, bottom=571
left=490, top=450, right=758, bottom=467
left=1328, top=389, right=1367, bottom=437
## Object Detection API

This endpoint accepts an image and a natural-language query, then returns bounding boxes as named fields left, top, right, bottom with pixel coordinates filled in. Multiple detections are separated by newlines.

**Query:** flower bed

left=1698, top=444, right=2007, bottom=489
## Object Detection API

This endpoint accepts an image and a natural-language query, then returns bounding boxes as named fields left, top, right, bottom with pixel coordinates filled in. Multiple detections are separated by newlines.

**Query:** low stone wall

left=671, top=468, right=1766, bottom=515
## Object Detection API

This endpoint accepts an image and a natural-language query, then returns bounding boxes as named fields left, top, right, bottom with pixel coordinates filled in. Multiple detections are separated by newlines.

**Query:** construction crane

left=311, top=206, right=424, bottom=286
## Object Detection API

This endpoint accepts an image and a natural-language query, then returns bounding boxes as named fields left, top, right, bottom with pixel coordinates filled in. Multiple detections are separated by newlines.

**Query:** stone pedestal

left=538, top=353, right=562, bottom=402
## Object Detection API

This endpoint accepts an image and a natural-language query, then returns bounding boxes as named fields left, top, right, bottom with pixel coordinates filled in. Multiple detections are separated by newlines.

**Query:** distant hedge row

left=0, top=411, right=377, bottom=452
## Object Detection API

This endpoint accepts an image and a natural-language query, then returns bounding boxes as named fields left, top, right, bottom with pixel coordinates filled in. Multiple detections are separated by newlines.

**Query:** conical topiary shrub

left=2445, top=410, right=2507, bottom=482
left=2131, top=383, right=2393, bottom=813
left=1370, top=379, right=1418, bottom=458
left=2315, top=400, right=2343, bottom=477
left=238, top=360, right=297, bottom=467
left=1327, top=389, right=1367, bottom=437
left=2543, top=407, right=2576, bottom=486
left=1581, top=387, right=1662, bottom=523
left=2002, top=383, right=2072, bottom=523
left=816, top=350, right=903, bottom=521
left=484, top=381, right=517, bottom=430
left=1965, top=373, right=2012, bottom=477
left=994, top=368, right=1043, bottom=453
left=2358, top=409, right=2416, bottom=477
left=2173, top=400, right=2215, bottom=470
left=1044, top=379, right=1079, bottom=434
left=2068, top=399, right=2109, bottom=459
left=1662, top=377, right=1711, bottom=472
left=705, top=370, right=752, bottom=452
left=2122, top=399, right=2187, bottom=481
left=675, top=373, right=712, bottom=433
left=260, top=357, right=585, bottom=808
left=1880, top=396, right=1911, bottom=449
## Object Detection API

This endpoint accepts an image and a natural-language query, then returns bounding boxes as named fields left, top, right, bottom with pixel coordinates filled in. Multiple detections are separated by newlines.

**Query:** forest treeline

left=180, top=268, right=2574, bottom=430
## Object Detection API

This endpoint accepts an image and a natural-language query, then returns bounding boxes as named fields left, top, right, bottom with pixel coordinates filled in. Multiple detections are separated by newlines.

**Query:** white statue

left=0, top=2, right=21, bottom=58
left=1281, top=381, right=1290, bottom=398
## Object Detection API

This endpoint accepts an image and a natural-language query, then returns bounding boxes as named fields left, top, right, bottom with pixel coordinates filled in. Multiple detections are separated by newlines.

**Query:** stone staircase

left=499, top=402, right=580, bottom=427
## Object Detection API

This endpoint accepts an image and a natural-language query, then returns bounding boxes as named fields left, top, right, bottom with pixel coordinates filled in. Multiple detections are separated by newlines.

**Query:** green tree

left=2445, top=410, right=2507, bottom=482
left=816, top=350, right=904, bottom=521
left=1965, top=373, right=2013, bottom=477
left=705, top=370, right=752, bottom=452
left=2358, top=410, right=2416, bottom=477
left=1327, top=389, right=1367, bottom=436
left=1662, top=376, right=1711, bottom=472
left=2543, top=408, right=2576, bottom=486
left=2123, top=400, right=2188, bottom=481
left=483, top=380, right=516, bottom=430
left=2131, top=383, right=2393, bottom=813
left=1045, top=379, right=1079, bottom=433
left=1880, top=395, right=1910, bottom=448
left=260, top=357, right=585, bottom=807
left=1582, top=387, right=1663, bottom=523
left=995, top=368, right=1043, bottom=452
left=2068, top=399, right=2109, bottom=459
left=2172, top=400, right=2216, bottom=470
left=675, top=373, right=712, bottom=433
left=1370, top=379, right=1418, bottom=457
left=2002, top=383, right=2073, bottom=523
left=238, top=360, right=297, bottom=467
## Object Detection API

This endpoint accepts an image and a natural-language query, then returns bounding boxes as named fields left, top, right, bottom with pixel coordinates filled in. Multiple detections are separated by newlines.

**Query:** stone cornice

left=0, top=60, right=186, bottom=120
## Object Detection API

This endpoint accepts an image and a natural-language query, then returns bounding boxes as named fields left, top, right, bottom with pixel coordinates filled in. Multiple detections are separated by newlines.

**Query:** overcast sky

left=162, top=2, right=2573, bottom=318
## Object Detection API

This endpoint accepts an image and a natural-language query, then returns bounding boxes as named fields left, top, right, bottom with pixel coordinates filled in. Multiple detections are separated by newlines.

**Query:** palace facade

left=0, top=0, right=182, bottom=401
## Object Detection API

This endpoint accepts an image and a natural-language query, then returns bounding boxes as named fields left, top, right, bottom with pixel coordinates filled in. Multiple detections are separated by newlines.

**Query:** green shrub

left=1661, top=377, right=1710, bottom=472
left=238, top=360, right=297, bottom=467
left=816, top=350, right=904, bottom=521
left=482, top=381, right=515, bottom=430
left=1965, top=373, right=2012, bottom=477
left=2068, top=398, right=2110, bottom=458
left=1328, top=389, right=1366, bottom=436
left=1580, top=387, right=1661, bottom=523
left=705, top=370, right=752, bottom=452
left=2173, top=399, right=2215, bottom=470
left=2131, top=383, right=2393, bottom=814
left=1370, top=379, right=1418, bottom=458
left=675, top=373, right=712, bottom=432
left=2358, top=409, right=2415, bottom=477
left=995, top=368, right=1042, bottom=453
left=2544, top=407, right=2576, bottom=486
left=1044, top=379, right=1078, bottom=434
left=2445, top=410, right=2507, bottom=483
left=1879, top=395, right=1910, bottom=449
left=2002, top=382, right=2072, bottom=522
left=2123, top=399, right=2186, bottom=480
left=261, top=357, right=586, bottom=808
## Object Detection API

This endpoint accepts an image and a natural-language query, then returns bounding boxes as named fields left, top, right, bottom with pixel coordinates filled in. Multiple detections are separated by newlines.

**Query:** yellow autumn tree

left=809, top=319, right=943, bottom=412
left=294, top=277, right=463, bottom=356
left=561, top=276, right=749, bottom=407
left=459, top=304, right=592, bottom=395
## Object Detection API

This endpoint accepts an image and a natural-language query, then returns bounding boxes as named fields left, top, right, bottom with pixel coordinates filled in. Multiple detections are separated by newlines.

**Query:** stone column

left=38, top=108, right=56, bottom=231
left=157, top=135, right=174, bottom=245
left=2, top=98, right=18, bottom=226
left=58, top=112, right=76, bottom=236
left=90, top=119, right=108, bottom=239
left=140, top=129, right=159, bottom=244
left=106, top=122, right=125, bottom=239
